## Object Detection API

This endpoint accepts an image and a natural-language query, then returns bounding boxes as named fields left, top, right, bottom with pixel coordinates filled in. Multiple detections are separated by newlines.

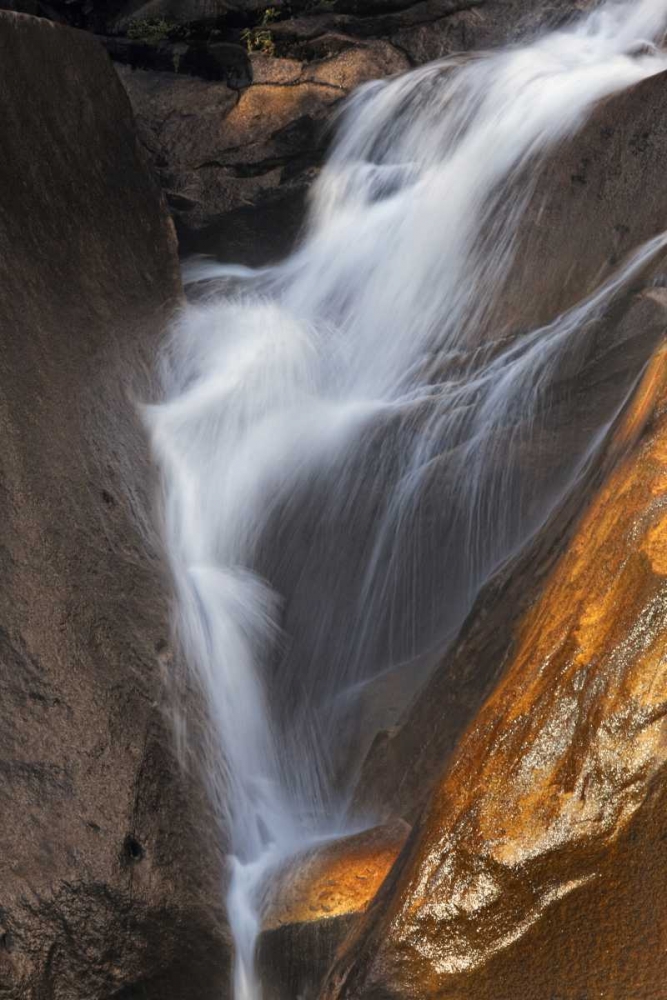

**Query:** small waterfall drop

left=147, top=3, right=667, bottom=996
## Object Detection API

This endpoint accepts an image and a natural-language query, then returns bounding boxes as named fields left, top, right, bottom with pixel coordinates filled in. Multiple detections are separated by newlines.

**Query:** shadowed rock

left=498, top=69, right=667, bottom=334
left=117, top=41, right=410, bottom=261
left=0, top=12, right=228, bottom=999
left=111, top=0, right=598, bottom=262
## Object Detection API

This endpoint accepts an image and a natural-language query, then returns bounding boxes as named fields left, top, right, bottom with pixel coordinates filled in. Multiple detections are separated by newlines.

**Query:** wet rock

left=117, top=41, right=409, bottom=261
left=392, top=0, right=594, bottom=63
left=257, top=821, right=409, bottom=1000
left=352, top=285, right=667, bottom=824
left=0, top=12, right=228, bottom=999
left=352, top=67, right=667, bottom=825
left=500, top=69, right=667, bottom=333
left=112, top=1, right=595, bottom=262
left=324, top=301, right=667, bottom=999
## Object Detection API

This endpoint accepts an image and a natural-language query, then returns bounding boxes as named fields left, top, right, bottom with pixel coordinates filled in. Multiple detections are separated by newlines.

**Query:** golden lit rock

left=263, top=820, right=410, bottom=931
left=258, top=821, right=409, bottom=999
left=324, top=310, right=667, bottom=998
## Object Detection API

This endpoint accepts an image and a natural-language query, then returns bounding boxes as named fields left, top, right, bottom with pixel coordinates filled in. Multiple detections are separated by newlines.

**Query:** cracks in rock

left=271, top=0, right=484, bottom=47
left=253, top=76, right=348, bottom=92
left=194, top=151, right=322, bottom=179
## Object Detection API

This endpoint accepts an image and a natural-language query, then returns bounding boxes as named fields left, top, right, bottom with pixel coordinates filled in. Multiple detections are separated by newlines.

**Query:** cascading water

left=146, top=2, right=667, bottom=995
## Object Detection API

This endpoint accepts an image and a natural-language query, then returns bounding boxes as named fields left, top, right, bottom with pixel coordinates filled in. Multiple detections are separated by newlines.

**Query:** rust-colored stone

left=258, top=821, right=409, bottom=1000
left=264, top=820, right=410, bottom=932
left=352, top=288, right=667, bottom=827
left=324, top=313, right=667, bottom=998
left=352, top=68, right=667, bottom=828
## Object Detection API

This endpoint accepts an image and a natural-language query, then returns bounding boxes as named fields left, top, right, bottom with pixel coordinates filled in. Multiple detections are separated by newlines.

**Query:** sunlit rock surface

left=323, top=309, right=667, bottom=999
left=258, top=821, right=409, bottom=1000
left=117, top=42, right=410, bottom=261
left=353, top=67, right=667, bottom=826
left=0, top=13, right=228, bottom=999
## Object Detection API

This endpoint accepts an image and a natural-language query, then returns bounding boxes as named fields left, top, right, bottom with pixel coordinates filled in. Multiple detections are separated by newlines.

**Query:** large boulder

left=499, top=69, right=667, bottom=333
left=323, top=301, right=667, bottom=999
left=352, top=68, right=667, bottom=826
left=0, top=12, right=228, bottom=999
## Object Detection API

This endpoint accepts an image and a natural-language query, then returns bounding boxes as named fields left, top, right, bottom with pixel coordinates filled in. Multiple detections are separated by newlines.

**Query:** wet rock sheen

left=324, top=304, right=667, bottom=999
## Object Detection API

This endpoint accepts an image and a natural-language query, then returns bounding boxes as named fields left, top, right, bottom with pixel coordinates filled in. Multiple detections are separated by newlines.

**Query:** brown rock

left=0, top=12, right=228, bottom=999
left=392, top=1, right=595, bottom=64
left=114, top=0, right=236, bottom=31
left=269, top=1, right=484, bottom=47
left=323, top=313, right=667, bottom=999
left=116, top=65, right=239, bottom=170
left=118, top=43, right=408, bottom=261
left=111, top=1, right=603, bottom=263
left=352, top=67, right=667, bottom=826
left=499, top=69, right=667, bottom=334
left=250, top=51, right=303, bottom=84
left=257, top=821, right=410, bottom=1000
left=303, top=40, right=408, bottom=89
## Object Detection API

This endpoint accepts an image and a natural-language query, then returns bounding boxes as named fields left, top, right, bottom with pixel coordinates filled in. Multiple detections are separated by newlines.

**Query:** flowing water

left=146, top=2, right=667, bottom=995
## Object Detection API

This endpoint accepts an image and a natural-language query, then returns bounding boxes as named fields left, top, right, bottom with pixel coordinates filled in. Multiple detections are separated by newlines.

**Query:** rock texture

left=352, top=67, right=667, bottom=825
left=109, top=0, right=595, bottom=261
left=0, top=1, right=598, bottom=261
left=0, top=13, right=227, bottom=1000
left=499, top=69, right=667, bottom=334
left=323, top=310, right=667, bottom=1000
left=117, top=41, right=410, bottom=260
left=257, top=821, right=409, bottom=1000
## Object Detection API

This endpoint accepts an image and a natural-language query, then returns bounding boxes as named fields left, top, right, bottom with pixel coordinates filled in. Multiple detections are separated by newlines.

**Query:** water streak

left=147, top=3, right=667, bottom=995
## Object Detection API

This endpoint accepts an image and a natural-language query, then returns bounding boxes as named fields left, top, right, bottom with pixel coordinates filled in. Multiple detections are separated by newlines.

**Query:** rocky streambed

left=1, top=4, right=667, bottom=1000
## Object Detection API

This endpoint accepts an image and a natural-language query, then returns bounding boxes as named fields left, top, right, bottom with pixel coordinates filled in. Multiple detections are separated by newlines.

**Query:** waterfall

left=146, top=2, right=667, bottom=996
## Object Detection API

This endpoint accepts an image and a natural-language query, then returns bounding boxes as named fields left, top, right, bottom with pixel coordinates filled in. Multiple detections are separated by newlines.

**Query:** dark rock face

left=115, top=0, right=235, bottom=30
left=499, top=70, right=667, bottom=333
left=0, top=0, right=125, bottom=30
left=351, top=68, right=667, bottom=827
left=0, top=13, right=228, bottom=1000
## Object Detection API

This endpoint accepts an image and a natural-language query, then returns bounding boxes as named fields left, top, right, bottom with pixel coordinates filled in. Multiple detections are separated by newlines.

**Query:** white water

left=147, top=3, right=667, bottom=996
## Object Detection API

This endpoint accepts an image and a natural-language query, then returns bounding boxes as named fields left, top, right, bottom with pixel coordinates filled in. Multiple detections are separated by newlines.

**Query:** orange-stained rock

left=351, top=67, right=667, bottom=829
left=264, top=820, right=410, bottom=931
left=258, top=821, right=409, bottom=999
left=353, top=287, right=667, bottom=827
left=323, top=314, right=667, bottom=998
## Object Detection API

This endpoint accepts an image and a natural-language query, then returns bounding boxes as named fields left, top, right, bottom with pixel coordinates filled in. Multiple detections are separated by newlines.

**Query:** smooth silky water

left=146, top=2, right=667, bottom=995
